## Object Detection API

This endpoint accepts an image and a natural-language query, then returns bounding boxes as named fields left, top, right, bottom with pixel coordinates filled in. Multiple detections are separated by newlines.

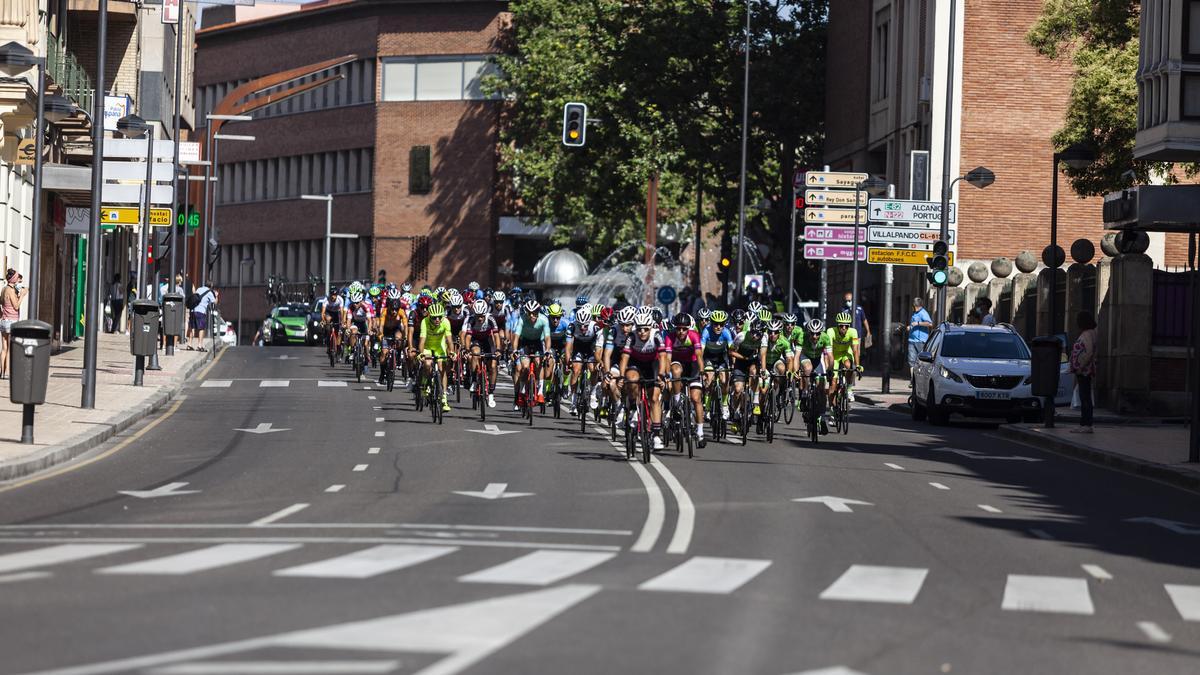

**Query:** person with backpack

left=187, top=284, right=215, bottom=351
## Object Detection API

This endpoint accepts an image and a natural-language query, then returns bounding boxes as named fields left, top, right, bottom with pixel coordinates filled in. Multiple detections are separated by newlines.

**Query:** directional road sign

left=656, top=286, right=677, bottom=305
left=806, top=171, right=869, bottom=189
left=805, top=208, right=866, bottom=225
left=868, top=199, right=956, bottom=224
left=804, top=244, right=867, bottom=261
left=805, top=189, right=867, bottom=207
left=868, top=224, right=956, bottom=246
left=867, top=247, right=955, bottom=266
left=100, top=206, right=173, bottom=227
left=803, top=225, right=862, bottom=244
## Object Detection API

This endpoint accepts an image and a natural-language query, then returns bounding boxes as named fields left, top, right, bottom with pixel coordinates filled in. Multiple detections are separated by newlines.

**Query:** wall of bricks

left=70, top=14, right=140, bottom=103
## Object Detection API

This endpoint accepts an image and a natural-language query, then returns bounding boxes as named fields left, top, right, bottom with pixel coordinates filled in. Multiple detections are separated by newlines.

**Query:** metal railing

left=46, top=31, right=93, bottom=115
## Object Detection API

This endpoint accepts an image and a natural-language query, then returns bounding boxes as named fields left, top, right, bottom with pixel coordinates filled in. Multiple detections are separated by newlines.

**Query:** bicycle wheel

left=386, top=358, right=395, bottom=393
left=327, top=341, right=335, bottom=368
left=840, top=387, right=850, bottom=434
left=624, top=400, right=635, bottom=460
left=681, top=394, right=694, bottom=458
left=782, top=381, right=796, bottom=425
left=431, top=369, right=442, bottom=425
left=739, top=395, right=751, bottom=445
left=639, top=396, right=653, bottom=464
left=764, top=389, right=775, bottom=443
left=578, top=374, right=589, bottom=434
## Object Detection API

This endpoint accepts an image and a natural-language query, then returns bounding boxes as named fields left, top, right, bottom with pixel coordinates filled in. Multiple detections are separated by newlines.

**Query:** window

left=940, top=333, right=1031, bottom=359
left=1189, top=1, right=1200, bottom=60
left=872, top=10, right=890, bottom=102
left=211, top=149, right=374, bottom=204
left=382, top=56, right=502, bottom=102
left=1184, top=73, right=1200, bottom=119
left=410, top=146, right=432, bottom=194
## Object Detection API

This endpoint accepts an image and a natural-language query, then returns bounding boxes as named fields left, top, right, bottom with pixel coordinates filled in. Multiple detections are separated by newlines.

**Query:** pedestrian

left=189, top=283, right=215, bottom=351
left=906, top=296, right=933, bottom=381
left=977, top=296, right=997, bottom=326
left=1, top=269, right=28, bottom=379
left=842, top=291, right=872, bottom=350
left=966, top=307, right=983, bottom=325
left=1069, top=311, right=1097, bottom=434
left=106, top=273, right=125, bottom=334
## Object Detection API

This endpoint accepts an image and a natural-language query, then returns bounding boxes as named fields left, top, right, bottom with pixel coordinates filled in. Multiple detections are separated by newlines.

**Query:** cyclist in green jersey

left=826, top=311, right=862, bottom=405
left=759, top=320, right=795, bottom=415
left=418, top=302, right=453, bottom=412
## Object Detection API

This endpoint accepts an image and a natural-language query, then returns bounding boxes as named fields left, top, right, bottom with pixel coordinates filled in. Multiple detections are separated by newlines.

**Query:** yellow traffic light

left=720, top=257, right=731, bottom=268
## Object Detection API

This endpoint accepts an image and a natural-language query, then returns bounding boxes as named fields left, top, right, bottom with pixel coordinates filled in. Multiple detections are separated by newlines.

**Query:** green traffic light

left=931, top=269, right=948, bottom=286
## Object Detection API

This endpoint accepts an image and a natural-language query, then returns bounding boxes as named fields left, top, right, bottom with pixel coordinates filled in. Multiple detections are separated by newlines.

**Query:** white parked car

left=911, top=323, right=1043, bottom=424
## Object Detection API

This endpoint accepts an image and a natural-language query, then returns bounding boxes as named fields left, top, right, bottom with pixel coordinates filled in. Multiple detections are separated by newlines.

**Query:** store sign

left=103, top=95, right=131, bottom=131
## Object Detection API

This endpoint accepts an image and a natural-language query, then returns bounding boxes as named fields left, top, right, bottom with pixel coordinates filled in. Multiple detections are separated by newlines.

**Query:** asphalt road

left=0, top=346, right=1197, bottom=675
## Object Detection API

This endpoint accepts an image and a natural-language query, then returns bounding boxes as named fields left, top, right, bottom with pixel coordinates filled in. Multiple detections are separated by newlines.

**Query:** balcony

left=45, top=30, right=92, bottom=115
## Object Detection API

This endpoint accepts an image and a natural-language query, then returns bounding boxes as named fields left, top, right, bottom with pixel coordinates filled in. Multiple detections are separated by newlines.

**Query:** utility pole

left=167, top=8, right=184, bottom=356
left=734, top=0, right=751, bottom=304
left=935, top=0, right=958, bottom=326
left=81, top=0, right=109, bottom=409
left=881, top=184, right=895, bottom=394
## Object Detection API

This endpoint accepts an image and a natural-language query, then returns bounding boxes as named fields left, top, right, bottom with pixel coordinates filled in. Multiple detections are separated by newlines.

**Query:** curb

left=0, top=347, right=221, bottom=482
left=992, top=425, right=1200, bottom=495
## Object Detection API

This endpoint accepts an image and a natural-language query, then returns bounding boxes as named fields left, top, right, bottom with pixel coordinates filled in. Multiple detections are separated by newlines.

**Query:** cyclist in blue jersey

left=512, top=299, right=550, bottom=411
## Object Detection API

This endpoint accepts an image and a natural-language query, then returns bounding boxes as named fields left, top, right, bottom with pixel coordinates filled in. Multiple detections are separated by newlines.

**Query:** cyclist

left=827, top=310, right=862, bottom=406
left=701, top=309, right=734, bottom=420
left=347, top=291, right=373, bottom=359
left=666, top=313, right=706, bottom=448
left=729, top=320, right=767, bottom=426
left=546, top=303, right=570, bottom=403
left=417, top=302, right=453, bottom=413
left=696, top=307, right=711, bottom=336
left=797, top=318, right=833, bottom=432
left=322, top=288, right=344, bottom=357
left=512, top=300, right=550, bottom=410
left=564, top=304, right=602, bottom=416
left=406, top=293, right=433, bottom=392
left=619, top=310, right=669, bottom=450
left=760, top=319, right=796, bottom=417
left=603, top=306, right=637, bottom=415
left=377, top=287, right=407, bottom=385
left=465, top=298, right=500, bottom=408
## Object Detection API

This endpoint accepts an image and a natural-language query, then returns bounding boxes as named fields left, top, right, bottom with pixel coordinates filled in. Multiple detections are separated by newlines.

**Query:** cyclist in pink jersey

left=665, top=313, right=706, bottom=447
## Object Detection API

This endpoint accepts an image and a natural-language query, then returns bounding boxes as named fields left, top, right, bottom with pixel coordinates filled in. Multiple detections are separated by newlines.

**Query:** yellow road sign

left=805, top=189, right=867, bottom=207
left=100, top=206, right=173, bottom=227
left=805, top=207, right=866, bottom=225
left=806, top=171, right=869, bottom=188
left=867, top=247, right=955, bottom=266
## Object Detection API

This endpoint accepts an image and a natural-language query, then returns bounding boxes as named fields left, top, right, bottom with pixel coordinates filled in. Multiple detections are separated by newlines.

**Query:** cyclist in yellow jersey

left=418, top=302, right=453, bottom=412
left=826, top=311, right=862, bottom=406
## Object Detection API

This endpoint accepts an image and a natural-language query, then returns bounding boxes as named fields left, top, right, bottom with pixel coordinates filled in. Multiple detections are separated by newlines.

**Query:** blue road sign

left=656, top=286, right=677, bottom=305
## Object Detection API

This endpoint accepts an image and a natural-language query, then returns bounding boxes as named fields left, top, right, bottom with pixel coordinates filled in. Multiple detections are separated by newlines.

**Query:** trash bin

left=130, top=300, right=161, bottom=357
left=161, top=292, right=185, bottom=337
left=9, top=320, right=52, bottom=405
left=1029, top=336, right=1061, bottom=398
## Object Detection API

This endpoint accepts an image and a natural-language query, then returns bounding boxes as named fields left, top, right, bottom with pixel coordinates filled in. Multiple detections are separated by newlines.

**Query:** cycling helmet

left=387, top=288, right=402, bottom=301
left=417, top=295, right=433, bottom=309
left=547, top=303, right=564, bottom=318
left=348, top=281, right=365, bottom=294
left=757, top=308, right=772, bottom=323
left=591, top=304, right=604, bottom=318
left=493, top=290, right=506, bottom=303
left=748, top=301, right=764, bottom=314
left=467, top=281, right=480, bottom=292
left=731, top=309, right=746, bottom=325
left=523, top=300, right=541, bottom=314
left=349, top=292, right=365, bottom=304
left=805, top=318, right=825, bottom=334
left=782, top=313, right=797, bottom=324
left=751, top=320, right=767, bottom=334
left=617, top=306, right=637, bottom=325
left=709, top=310, right=728, bottom=324
left=599, top=306, right=614, bottom=324
left=697, top=307, right=711, bottom=321
left=672, top=313, right=693, bottom=328
left=448, top=294, right=464, bottom=308
left=574, top=305, right=591, bottom=323
left=634, top=311, right=655, bottom=328
left=835, top=311, right=852, bottom=325
left=768, top=320, right=783, bottom=333
left=427, top=302, right=446, bottom=318
left=368, top=286, right=382, bottom=298
left=650, top=308, right=664, bottom=322
left=472, top=299, right=488, bottom=315
left=575, top=294, right=589, bottom=306
left=434, top=286, right=446, bottom=295
left=401, top=283, right=413, bottom=293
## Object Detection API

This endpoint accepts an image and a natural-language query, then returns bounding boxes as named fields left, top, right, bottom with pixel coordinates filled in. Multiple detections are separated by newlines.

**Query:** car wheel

left=910, top=379, right=927, bottom=421
left=927, top=382, right=948, bottom=425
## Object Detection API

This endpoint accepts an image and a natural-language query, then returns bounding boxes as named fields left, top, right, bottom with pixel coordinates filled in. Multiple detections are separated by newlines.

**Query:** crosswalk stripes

left=274, top=545, right=458, bottom=579
left=98, top=544, right=301, bottom=576
left=260, top=380, right=290, bottom=388
left=1164, top=584, right=1200, bottom=621
left=818, top=565, right=928, bottom=604
left=200, top=380, right=232, bottom=388
left=637, top=556, right=771, bottom=594
left=1002, top=575, right=1094, bottom=615
left=0, top=543, right=143, bottom=574
left=318, top=380, right=347, bottom=387
left=459, top=551, right=616, bottom=586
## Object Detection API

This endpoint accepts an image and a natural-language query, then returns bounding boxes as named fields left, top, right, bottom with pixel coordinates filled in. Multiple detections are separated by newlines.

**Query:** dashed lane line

left=353, top=465, right=368, bottom=472
left=928, top=482, right=950, bottom=490
left=367, top=447, right=380, bottom=455
left=1137, top=621, right=1172, bottom=643
left=250, top=504, right=310, bottom=527
left=978, top=505, right=1002, bottom=514
left=1081, top=564, right=1112, bottom=581
left=884, top=463, right=905, bottom=471
left=325, top=485, right=345, bottom=493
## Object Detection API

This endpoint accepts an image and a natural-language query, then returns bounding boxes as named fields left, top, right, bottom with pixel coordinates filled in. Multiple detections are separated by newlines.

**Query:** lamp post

left=934, top=166, right=995, bottom=324
left=179, top=158, right=209, bottom=319
left=237, top=257, right=254, bottom=346
left=201, top=114, right=253, bottom=287
left=734, top=0, right=751, bottom=302
left=117, top=113, right=163, bottom=373
left=82, top=0, right=109, bottom=409
left=168, top=11, right=184, bottom=357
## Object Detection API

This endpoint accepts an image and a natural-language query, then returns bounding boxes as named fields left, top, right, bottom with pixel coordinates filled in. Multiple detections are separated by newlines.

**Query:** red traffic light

left=794, top=196, right=805, bottom=210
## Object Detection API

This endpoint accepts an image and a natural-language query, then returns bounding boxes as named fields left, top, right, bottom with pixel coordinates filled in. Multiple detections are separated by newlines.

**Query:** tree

left=1027, top=0, right=1195, bottom=195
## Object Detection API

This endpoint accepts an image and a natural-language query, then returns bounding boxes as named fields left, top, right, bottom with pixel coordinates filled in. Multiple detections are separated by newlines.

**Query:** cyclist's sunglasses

left=837, top=324, right=850, bottom=329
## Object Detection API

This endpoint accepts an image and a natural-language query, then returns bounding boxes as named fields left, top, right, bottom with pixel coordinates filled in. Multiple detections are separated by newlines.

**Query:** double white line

left=591, top=423, right=695, bottom=554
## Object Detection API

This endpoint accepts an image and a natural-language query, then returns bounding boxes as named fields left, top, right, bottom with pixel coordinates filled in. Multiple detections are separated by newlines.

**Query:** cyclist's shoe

left=535, top=393, right=545, bottom=405
left=487, top=393, right=496, bottom=408
left=697, top=436, right=707, bottom=449
left=752, top=404, right=761, bottom=416
left=569, top=403, right=578, bottom=416
left=441, top=400, right=451, bottom=413
left=848, top=390, right=856, bottom=403
left=589, top=390, right=599, bottom=410
left=469, top=381, right=476, bottom=393
left=722, top=405, right=730, bottom=420
left=652, top=435, right=665, bottom=450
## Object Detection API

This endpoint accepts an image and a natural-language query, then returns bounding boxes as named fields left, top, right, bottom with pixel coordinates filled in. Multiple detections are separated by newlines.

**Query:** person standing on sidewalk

left=189, top=284, right=215, bottom=351
left=1, top=269, right=28, bottom=379
left=1069, top=311, right=1097, bottom=434
left=106, top=274, right=125, bottom=334
left=906, top=297, right=932, bottom=381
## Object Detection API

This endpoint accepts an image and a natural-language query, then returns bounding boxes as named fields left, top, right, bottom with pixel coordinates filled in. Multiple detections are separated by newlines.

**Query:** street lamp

left=201, top=114, right=253, bottom=287
left=116, top=114, right=165, bottom=373
left=734, top=0, right=752, bottom=304
left=82, top=0, right=110, bottom=409
left=237, top=257, right=255, bottom=346
left=934, top=166, right=996, bottom=324
left=300, top=194, right=359, bottom=301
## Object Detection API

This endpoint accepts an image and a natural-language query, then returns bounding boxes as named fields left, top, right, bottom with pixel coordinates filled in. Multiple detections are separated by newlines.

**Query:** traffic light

left=794, top=194, right=806, bottom=210
left=717, top=231, right=733, bottom=287
left=562, top=102, right=587, bottom=147
left=927, top=240, right=950, bottom=287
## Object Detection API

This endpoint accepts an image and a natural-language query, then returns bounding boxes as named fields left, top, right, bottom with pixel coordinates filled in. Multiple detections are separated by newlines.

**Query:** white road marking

left=317, top=381, right=347, bottom=387
left=200, top=380, right=232, bottom=388
left=0, top=571, right=51, bottom=583
left=119, top=482, right=200, bottom=499
left=0, top=523, right=634, bottom=535
left=1081, top=564, right=1112, bottom=581
left=819, top=565, right=928, bottom=604
left=274, top=544, right=458, bottom=579
left=638, top=556, right=771, bottom=594
left=452, top=483, right=532, bottom=499
left=649, top=459, right=694, bottom=554
left=978, top=505, right=1002, bottom=513
left=353, top=464, right=368, bottom=472
left=1124, top=517, right=1200, bottom=535
left=367, top=447, right=380, bottom=454
left=98, top=544, right=301, bottom=575
left=1136, top=621, right=1172, bottom=643
left=233, top=423, right=289, bottom=435
left=250, top=504, right=309, bottom=527
left=1002, top=575, right=1094, bottom=615
left=1165, top=584, right=1200, bottom=621
left=21, top=585, right=602, bottom=675
left=375, top=417, right=384, bottom=423
left=148, top=661, right=400, bottom=674
left=591, top=422, right=673, bottom=554
left=259, top=380, right=290, bottom=388
left=884, top=463, right=904, bottom=471
left=367, top=396, right=377, bottom=400
left=784, top=668, right=870, bottom=675
left=390, top=524, right=631, bottom=536
left=460, top=550, right=616, bottom=586
left=374, top=431, right=384, bottom=437
left=0, top=544, right=142, bottom=574
left=325, top=485, right=345, bottom=493
left=0, top=536, right=619, bottom=552
left=793, top=496, right=873, bottom=513
left=928, top=482, right=950, bottom=490
left=1029, top=529, right=1055, bottom=540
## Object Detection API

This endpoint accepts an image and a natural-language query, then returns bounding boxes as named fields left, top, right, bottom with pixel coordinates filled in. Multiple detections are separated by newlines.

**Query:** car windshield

left=941, top=332, right=1030, bottom=359
left=275, top=307, right=307, bottom=318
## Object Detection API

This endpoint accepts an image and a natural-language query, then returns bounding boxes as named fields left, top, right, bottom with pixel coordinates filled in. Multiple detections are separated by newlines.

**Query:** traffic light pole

left=935, top=0, right=958, bottom=326
left=882, top=183, right=895, bottom=394
left=788, top=180, right=796, bottom=314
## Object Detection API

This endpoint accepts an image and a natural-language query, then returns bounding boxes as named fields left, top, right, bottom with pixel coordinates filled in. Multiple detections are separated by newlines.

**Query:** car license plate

left=977, top=390, right=1010, bottom=400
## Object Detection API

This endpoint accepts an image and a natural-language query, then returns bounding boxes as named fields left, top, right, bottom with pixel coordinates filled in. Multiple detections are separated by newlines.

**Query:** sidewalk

left=0, top=333, right=215, bottom=481
left=853, top=374, right=1200, bottom=493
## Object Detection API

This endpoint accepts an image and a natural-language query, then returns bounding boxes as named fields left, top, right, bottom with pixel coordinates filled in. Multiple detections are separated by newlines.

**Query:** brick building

left=195, top=0, right=514, bottom=328
left=821, top=0, right=1183, bottom=342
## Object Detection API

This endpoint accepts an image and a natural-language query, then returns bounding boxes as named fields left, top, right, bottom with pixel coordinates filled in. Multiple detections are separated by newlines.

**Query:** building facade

left=195, top=0, right=514, bottom=328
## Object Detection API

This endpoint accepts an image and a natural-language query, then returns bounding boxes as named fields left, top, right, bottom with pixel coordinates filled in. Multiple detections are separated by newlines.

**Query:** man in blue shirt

left=907, top=296, right=933, bottom=378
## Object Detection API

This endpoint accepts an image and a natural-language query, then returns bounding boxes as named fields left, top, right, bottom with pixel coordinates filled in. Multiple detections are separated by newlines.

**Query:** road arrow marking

left=1125, top=517, right=1200, bottom=535
left=453, top=483, right=534, bottom=500
left=234, top=423, right=290, bottom=434
left=466, top=424, right=522, bottom=436
left=792, top=496, right=874, bottom=513
left=118, top=482, right=200, bottom=499
left=931, top=447, right=1042, bottom=462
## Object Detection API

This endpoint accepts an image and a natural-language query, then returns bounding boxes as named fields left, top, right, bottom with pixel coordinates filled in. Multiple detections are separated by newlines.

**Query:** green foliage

left=490, top=0, right=827, bottom=268
left=1027, top=0, right=1195, bottom=195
